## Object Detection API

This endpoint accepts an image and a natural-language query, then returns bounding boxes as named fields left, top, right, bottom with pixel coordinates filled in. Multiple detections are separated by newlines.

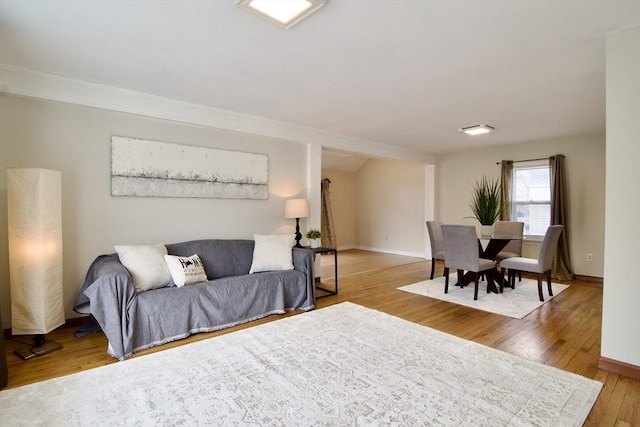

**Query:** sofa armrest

left=292, top=247, right=314, bottom=274
left=292, top=247, right=316, bottom=305
left=73, top=254, right=128, bottom=313
left=73, top=254, right=139, bottom=360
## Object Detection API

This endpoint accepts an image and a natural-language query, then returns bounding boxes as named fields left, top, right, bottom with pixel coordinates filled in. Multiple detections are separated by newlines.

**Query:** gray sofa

left=73, top=239, right=316, bottom=360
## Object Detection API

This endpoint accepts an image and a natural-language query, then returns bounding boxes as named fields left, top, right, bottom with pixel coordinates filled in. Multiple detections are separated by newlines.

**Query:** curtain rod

left=495, top=155, right=562, bottom=165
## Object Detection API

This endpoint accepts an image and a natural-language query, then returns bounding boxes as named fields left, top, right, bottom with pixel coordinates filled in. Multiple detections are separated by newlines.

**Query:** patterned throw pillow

left=164, top=254, right=208, bottom=287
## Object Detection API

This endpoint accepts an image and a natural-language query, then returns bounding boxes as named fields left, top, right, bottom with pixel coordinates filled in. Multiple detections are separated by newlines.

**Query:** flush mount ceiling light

left=459, top=124, right=495, bottom=136
left=236, top=0, right=327, bottom=29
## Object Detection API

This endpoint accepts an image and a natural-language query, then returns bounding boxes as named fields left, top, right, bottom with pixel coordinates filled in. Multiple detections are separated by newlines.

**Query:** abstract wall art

left=111, top=136, right=268, bottom=199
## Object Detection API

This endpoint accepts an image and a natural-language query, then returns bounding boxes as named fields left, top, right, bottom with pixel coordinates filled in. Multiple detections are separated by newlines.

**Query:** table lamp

left=284, top=198, right=309, bottom=248
left=7, top=168, right=65, bottom=360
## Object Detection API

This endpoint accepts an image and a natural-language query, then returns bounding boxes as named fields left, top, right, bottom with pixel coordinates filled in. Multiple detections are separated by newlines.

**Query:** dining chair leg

left=473, top=273, right=479, bottom=300
left=519, top=271, right=522, bottom=282
left=486, top=270, right=493, bottom=293
left=457, top=269, right=464, bottom=286
left=444, top=267, right=450, bottom=293
left=537, top=273, right=544, bottom=302
left=510, top=270, right=516, bottom=289
left=500, top=267, right=505, bottom=293
left=546, top=270, right=553, bottom=297
left=430, top=258, right=436, bottom=280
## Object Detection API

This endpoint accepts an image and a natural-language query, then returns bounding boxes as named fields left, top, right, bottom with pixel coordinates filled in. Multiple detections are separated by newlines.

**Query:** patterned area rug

left=0, top=302, right=600, bottom=426
left=398, top=275, right=569, bottom=319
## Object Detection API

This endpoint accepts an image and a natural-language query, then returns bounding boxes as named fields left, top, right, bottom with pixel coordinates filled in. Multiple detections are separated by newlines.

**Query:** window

left=511, top=163, right=551, bottom=239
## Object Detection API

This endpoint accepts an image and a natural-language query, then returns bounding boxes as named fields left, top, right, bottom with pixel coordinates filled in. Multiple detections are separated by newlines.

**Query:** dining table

left=453, top=234, right=522, bottom=294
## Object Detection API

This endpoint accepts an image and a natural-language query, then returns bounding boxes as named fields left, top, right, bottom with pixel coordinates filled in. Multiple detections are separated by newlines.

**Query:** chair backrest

left=441, top=225, right=480, bottom=272
left=538, top=225, right=563, bottom=271
left=426, top=221, right=444, bottom=257
left=494, top=221, right=524, bottom=255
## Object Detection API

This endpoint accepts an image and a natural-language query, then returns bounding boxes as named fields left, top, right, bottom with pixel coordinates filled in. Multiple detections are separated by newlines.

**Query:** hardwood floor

left=3, top=249, right=638, bottom=426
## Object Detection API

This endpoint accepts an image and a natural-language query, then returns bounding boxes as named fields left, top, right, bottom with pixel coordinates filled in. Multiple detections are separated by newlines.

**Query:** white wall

left=437, top=133, right=606, bottom=277
left=321, top=169, right=357, bottom=250
left=355, top=159, right=426, bottom=257
left=602, top=26, right=640, bottom=367
left=0, top=96, right=308, bottom=326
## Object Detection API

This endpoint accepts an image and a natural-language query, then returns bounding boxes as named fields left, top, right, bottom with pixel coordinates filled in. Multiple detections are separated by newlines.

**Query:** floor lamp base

left=14, top=336, right=63, bottom=360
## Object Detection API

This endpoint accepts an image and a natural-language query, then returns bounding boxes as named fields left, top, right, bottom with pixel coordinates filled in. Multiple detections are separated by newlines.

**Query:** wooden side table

left=309, top=247, right=338, bottom=298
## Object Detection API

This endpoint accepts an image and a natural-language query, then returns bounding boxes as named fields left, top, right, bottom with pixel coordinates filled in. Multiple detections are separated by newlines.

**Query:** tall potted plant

left=468, top=175, right=508, bottom=237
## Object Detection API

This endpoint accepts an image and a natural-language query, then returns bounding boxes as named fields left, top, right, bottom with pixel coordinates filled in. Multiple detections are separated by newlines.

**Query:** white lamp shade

left=7, top=168, right=65, bottom=335
left=284, top=198, right=309, bottom=219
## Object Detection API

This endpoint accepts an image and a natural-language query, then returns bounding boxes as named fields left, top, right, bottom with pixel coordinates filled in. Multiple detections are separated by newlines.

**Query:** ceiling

left=321, top=148, right=370, bottom=173
left=1, top=1, right=639, bottom=160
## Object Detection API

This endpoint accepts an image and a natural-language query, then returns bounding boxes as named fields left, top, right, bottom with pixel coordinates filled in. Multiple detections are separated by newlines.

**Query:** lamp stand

left=14, top=334, right=62, bottom=360
left=294, top=217, right=303, bottom=248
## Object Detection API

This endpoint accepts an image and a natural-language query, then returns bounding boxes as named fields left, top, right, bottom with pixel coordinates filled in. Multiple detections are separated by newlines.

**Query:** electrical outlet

left=587, top=253, right=593, bottom=261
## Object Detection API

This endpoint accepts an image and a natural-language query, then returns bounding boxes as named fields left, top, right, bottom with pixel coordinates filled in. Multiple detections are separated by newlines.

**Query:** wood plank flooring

left=3, top=249, right=638, bottom=426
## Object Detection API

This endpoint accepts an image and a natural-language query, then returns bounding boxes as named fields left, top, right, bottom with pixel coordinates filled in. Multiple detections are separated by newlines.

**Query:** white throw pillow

left=164, top=254, right=208, bottom=287
left=114, top=244, right=172, bottom=292
left=249, top=234, right=295, bottom=274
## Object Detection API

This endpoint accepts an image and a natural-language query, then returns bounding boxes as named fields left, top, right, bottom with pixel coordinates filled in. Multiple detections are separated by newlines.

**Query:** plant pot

left=481, top=225, right=493, bottom=238
left=310, top=239, right=320, bottom=249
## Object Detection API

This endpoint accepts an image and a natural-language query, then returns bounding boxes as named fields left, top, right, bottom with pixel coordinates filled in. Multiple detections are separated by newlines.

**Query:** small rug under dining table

left=0, top=302, right=599, bottom=426
left=398, top=274, right=569, bottom=319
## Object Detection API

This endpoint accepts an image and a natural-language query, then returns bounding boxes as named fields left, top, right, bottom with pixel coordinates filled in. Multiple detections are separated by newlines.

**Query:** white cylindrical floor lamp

left=7, top=168, right=65, bottom=360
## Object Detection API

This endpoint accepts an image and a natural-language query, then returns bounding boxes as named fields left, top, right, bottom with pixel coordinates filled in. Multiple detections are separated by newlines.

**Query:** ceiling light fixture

left=459, top=124, right=495, bottom=136
left=236, top=0, right=327, bottom=29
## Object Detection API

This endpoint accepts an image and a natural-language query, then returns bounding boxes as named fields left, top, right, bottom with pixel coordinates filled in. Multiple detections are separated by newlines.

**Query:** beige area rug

left=0, top=302, right=600, bottom=426
left=398, top=275, right=569, bottom=319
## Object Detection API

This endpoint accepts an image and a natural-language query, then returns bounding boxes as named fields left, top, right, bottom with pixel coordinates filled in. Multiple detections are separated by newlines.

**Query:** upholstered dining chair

left=426, top=221, right=445, bottom=280
left=427, top=221, right=444, bottom=280
left=493, top=220, right=524, bottom=281
left=441, top=225, right=496, bottom=300
left=499, top=225, right=563, bottom=301
left=493, top=221, right=524, bottom=261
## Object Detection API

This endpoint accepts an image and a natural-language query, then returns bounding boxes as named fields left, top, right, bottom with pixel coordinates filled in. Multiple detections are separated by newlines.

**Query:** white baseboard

left=355, top=246, right=426, bottom=259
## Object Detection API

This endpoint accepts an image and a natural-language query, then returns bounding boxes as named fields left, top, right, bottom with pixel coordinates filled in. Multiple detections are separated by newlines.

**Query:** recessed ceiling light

left=459, top=124, right=495, bottom=136
left=236, top=0, right=327, bottom=29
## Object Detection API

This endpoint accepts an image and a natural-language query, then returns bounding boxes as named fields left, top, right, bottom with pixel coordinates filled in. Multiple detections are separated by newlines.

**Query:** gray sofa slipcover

left=73, top=239, right=316, bottom=360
